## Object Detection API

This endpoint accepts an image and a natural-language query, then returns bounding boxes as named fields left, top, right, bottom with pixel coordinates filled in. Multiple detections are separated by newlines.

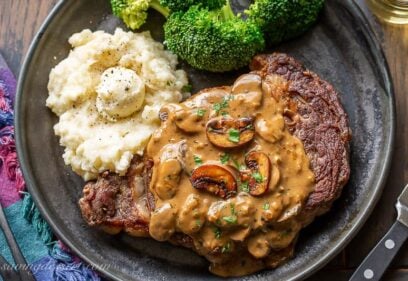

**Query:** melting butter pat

left=96, top=66, right=145, bottom=120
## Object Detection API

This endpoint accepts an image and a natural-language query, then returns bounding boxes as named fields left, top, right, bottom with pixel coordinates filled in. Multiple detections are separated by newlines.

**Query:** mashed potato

left=46, top=28, right=189, bottom=180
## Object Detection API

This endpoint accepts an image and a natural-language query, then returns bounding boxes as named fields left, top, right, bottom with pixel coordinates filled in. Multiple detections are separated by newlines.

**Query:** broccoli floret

left=160, top=0, right=226, bottom=12
left=110, top=0, right=170, bottom=30
left=110, top=0, right=225, bottom=30
left=246, top=0, right=324, bottom=45
left=164, top=2, right=265, bottom=72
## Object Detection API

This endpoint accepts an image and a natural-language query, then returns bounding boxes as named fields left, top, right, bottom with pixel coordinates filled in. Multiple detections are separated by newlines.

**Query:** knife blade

left=350, top=184, right=408, bottom=281
left=397, top=184, right=408, bottom=226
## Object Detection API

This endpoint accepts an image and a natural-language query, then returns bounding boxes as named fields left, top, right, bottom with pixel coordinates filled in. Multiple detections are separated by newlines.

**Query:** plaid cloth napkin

left=0, top=53, right=101, bottom=281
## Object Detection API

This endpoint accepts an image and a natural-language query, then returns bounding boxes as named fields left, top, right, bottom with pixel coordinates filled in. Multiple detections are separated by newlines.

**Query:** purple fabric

left=0, top=65, right=16, bottom=104
left=0, top=57, right=23, bottom=208
left=31, top=243, right=101, bottom=281
left=0, top=53, right=102, bottom=281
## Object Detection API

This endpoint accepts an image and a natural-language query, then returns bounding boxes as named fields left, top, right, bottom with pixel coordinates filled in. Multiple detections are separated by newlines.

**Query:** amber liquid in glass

left=367, top=0, right=408, bottom=24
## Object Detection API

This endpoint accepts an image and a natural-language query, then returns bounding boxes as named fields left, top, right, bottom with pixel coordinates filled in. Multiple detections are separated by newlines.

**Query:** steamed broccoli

left=111, top=0, right=324, bottom=73
left=110, top=0, right=169, bottom=29
left=160, top=0, right=226, bottom=12
left=246, top=0, right=325, bottom=45
left=110, top=0, right=226, bottom=30
left=164, top=2, right=265, bottom=72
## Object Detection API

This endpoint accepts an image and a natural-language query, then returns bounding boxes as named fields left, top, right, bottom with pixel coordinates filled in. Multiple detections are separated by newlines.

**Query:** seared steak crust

left=250, top=53, right=351, bottom=217
left=79, top=156, right=150, bottom=236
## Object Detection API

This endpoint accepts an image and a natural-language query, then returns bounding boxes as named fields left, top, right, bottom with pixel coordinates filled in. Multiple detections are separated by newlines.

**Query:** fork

left=0, top=201, right=36, bottom=281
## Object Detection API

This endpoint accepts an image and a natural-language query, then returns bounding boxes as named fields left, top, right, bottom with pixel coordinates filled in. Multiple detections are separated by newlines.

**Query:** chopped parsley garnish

left=221, top=242, right=231, bottom=253
left=231, top=158, right=246, bottom=171
left=213, top=95, right=233, bottom=114
left=252, top=172, right=264, bottom=183
left=223, top=216, right=237, bottom=224
left=263, top=202, right=270, bottom=210
left=230, top=203, right=236, bottom=215
left=221, top=111, right=228, bottom=116
left=232, top=158, right=240, bottom=169
left=181, top=84, right=193, bottom=93
left=194, top=155, right=203, bottom=166
left=213, top=103, right=223, bottom=113
left=222, top=204, right=237, bottom=224
left=213, top=227, right=222, bottom=239
left=228, top=129, right=240, bottom=143
left=239, top=181, right=249, bottom=193
left=195, top=219, right=202, bottom=227
left=220, top=153, right=230, bottom=164
left=197, top=109, right=206, bottom=117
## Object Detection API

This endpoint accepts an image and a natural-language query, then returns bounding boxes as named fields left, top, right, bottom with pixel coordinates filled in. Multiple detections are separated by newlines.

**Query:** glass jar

left=367, top=0, right=408, bottom=24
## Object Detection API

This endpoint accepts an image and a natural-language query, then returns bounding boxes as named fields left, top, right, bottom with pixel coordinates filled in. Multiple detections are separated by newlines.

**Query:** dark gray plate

left=15, top=0, right=395, bottom=280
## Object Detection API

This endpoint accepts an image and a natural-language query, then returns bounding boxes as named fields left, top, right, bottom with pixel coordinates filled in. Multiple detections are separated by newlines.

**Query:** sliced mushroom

left=175, top=109, right=207, bottom=133
left=177, top=194, right=206, bottom=234
left=206, top=117, right=255, bottom=148
left=149, top=203, right=177, bottom=241
left=153, top=141, right=186, bottom=200
left=158, top=104, right=182, bottom=122
left=269, top=164, right=280, bottom=191
left=155, top=158, right=182, bottom=200
left=231, top=74, right=263, bottom=108
left=245, top=151, right=271, bottom=196
left=160, top=104, right=205, bottom=133
left=247, top=234, right=271, bottom=259
left=190, top=164, right=237, bottom=198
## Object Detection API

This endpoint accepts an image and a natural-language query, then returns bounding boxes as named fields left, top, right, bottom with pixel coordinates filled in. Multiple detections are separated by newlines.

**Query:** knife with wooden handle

left=350, top=183, right=408, bottom=281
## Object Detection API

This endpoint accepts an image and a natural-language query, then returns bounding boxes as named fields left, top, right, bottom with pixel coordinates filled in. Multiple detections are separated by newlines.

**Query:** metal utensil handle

left=349, top=221, right=408, bottom=281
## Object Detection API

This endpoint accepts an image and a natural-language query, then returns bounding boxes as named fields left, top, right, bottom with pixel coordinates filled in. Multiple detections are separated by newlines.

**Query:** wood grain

left=1, top=0, right=408, bottom=280
left=0, top=0, right=58, bottom=74
left=347, top=22, right=408, bottom=269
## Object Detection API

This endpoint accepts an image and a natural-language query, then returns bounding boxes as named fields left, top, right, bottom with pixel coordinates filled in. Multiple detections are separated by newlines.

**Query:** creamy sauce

left=145, top=73, right=315, bottom=276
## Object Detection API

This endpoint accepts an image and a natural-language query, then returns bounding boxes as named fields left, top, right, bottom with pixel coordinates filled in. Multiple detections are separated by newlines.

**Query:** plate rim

left=14, top=0, right=396, bottom=280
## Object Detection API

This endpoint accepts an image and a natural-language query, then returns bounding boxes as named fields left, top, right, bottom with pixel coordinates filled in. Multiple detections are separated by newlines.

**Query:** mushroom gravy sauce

left=145, top=73, right=315, bottom=276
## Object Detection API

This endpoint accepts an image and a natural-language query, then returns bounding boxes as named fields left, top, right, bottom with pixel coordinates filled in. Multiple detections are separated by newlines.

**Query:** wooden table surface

left=1, top=0, right=407, bottom=280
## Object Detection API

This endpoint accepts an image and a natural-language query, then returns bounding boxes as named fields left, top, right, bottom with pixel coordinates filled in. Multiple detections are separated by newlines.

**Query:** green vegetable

left=160, top=0, right=226, bottom=12
left=181, top=84, right=193, bottom=93
left=197, top=109, right=206, bottom=117
left=111, top=0, right=228, bottom=30
left=213, top=226, right=222, bottom=239
left=164, top=1, right=265, bottom=72
left=222, top=215, right=237, bottom=224
left=222, top=203, right=237, bottom=224
left=239, top=181, right=249, bottom=193
left=263, top=202, right=270, bottom=210
left=220, top=153, right=230, bottom=164
left=231, top=158, right=246, bottom=171
left=230, top=203, right=236, bottom=215
left=111, top=0, right=324, bottom=72
left=246, top=0, right=325, bottom=45
left=221, top=241, right=231, bottom=253
left=213, top=95, right=232, bottom=114
left=252, top=171, right=264, bottom=183
left=228, top=128, right=240, bottom=143
left=110, top=0, right=170, bottom=29
left=194, top=155, right=203, bottom=165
